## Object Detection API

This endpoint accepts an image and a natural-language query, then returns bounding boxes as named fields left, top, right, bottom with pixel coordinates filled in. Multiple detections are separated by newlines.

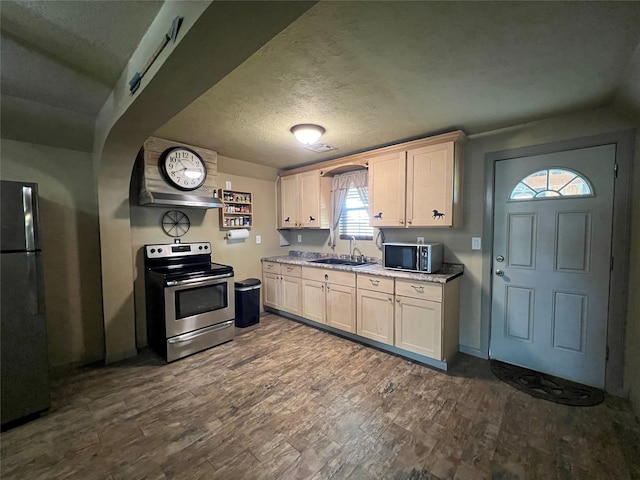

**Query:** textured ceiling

left=156, top=1, right=640, bottom=170
left=1, top=0, right=163, bottom=150
left=1, top=1, right=639, bottom=166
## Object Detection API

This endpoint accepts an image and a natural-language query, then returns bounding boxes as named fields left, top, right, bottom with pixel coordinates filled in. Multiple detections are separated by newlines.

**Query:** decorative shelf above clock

left=219, top=189, right=252, bottom=228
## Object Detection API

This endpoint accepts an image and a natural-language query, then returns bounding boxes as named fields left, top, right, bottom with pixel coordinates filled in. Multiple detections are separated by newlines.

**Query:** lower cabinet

left=356, top=274, right=395, bottom=345
left=394, top=278, right=460, bottom=362
left=264, top=261, right=460, bottom=367
left=395, top=295, right=442, bottom=358
left=262, top=262, right=302, bottom=316
left=301, top=279, right=324, bottom=323
left=301, top=267, right=356, bottom=333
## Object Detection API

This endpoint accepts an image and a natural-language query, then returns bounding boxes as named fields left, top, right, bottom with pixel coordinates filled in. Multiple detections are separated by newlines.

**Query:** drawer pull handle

left=412, top=285, right=424, bottom=292
left=369, top=279, right=380, bottom=286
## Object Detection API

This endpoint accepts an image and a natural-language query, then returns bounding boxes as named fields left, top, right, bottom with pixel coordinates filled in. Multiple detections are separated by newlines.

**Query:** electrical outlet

left=297, top=234, right=302, bottom=243
left=225, top=181, right=231, bottom=189
left=417, top=237, right=424, bottom=244
left=472, top=237, right=482, bottom=250
left=256, top=235, right=261, bottom=244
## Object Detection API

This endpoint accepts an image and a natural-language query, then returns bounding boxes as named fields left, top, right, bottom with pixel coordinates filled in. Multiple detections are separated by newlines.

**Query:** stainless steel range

left=144, top=241, right=235, bottom=362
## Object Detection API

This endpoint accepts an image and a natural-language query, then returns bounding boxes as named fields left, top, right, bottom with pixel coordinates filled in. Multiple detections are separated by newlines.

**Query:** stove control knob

left=199, top=245, right=203, bottom=250
left=166, top=281, right=177, bottom=286
left=204, top=245, right=209, bottom=250
left=150, top=248, right=156, bottom=253
left=158, top=248, right=163, bottom=253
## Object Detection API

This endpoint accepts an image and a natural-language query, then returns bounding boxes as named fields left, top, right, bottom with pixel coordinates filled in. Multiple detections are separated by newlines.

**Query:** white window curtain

left=329, top=170, right=368, bottom=248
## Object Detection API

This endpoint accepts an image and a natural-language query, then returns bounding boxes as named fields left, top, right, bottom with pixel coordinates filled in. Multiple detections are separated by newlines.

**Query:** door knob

left=495, top=269, right=505, bottom=277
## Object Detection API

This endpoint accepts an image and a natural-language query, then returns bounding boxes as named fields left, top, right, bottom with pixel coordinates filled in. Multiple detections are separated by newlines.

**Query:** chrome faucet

left=349, top=236, right=364, bottom=261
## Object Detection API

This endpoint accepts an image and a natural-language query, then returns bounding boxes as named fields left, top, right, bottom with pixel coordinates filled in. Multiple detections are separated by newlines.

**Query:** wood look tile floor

left=2, top=314, right=639, bottom=480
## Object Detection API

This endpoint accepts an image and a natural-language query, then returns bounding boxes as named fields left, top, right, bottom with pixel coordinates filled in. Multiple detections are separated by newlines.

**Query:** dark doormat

left=490, top=359, right=604, bottom=406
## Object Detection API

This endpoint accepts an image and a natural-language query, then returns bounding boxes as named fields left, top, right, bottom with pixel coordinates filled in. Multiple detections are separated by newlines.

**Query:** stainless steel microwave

left=382, top=242, right=443, bottom=273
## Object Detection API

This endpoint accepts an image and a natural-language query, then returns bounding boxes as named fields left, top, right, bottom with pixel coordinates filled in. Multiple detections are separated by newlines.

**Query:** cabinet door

left=326, top=283, right=356, bottom=333
left=357, top=289, right=394, bottom=345
left=394, top=295, right=442, bottom=359
left=279, top=175, right=299, bottom=228
left=281, top=275, right=302, bottom=316
left=406, top=142, right=454, bottom=227
left=263, top=273, right=280, bottom=309
left=299, top=170, right=321, bottom=228
left=368, top=151, right=407, bottom=227
left=302, top=279, right=325, bottom=324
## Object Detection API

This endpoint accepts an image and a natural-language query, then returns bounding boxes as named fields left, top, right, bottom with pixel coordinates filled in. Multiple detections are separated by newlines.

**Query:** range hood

left=138, top=137, right=223, bottom=209
left=139, top=190, right=224, bottom=209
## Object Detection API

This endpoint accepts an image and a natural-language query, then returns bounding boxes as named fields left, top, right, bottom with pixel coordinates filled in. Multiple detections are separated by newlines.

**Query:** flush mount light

left=290, top=124, right=326, bottom=145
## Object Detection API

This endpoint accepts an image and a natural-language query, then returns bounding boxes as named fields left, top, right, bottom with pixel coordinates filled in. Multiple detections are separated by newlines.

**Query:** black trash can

left=234, top=278, right=261, bottom=328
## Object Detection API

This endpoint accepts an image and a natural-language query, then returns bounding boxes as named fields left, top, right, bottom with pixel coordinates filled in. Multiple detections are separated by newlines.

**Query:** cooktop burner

left=143, top=241, right=233, bottom=279
left=149, top=262, right=233, bottom=279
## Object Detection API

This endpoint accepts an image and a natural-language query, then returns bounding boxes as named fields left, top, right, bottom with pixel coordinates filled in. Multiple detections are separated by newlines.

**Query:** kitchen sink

left=309, top=258, right=374, bottom=267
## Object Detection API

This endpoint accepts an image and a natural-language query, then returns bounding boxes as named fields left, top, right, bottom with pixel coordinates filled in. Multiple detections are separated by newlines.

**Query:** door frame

left=480, top=130, right=634, bottom=395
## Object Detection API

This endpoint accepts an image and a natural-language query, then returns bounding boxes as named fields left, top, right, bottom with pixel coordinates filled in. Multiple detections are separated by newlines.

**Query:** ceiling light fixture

left=290, top=124, right=326, bottom=145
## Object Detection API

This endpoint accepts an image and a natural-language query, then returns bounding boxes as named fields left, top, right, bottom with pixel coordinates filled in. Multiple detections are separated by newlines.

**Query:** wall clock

left=161, top=210, right=190, bottom=237
left=159, top=147, right=207, bottom=191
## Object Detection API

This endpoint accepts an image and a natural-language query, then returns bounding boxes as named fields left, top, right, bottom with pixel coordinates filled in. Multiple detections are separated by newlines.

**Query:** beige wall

left=0, top=139, right=104, bottom=368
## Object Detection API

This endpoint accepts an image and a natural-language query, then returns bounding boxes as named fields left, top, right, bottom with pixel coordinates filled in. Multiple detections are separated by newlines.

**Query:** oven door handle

left=166, top=272, right=233, bottom=287
left=167, top=321, right=234, bottom=344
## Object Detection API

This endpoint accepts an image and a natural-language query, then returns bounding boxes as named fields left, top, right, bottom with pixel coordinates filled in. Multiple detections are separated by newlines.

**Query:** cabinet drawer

left=262, top=261, right=281, bottom=274
left=281, top=264, right=302, bottom=278
left=302, top=267, right=356, bottom=287
left=395, top=279, right=442, bottom=302
left=357, top=274, right=394, bottom=294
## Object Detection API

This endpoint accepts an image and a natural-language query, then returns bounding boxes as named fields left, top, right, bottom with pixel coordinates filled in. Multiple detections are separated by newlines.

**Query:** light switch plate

left=225, top=181, right=231, bottom=189
left=417, top=237, right=425, bottom=244
left=472, top=237, right=482, bottom=250
left=256, top=235, right=261, bottom=244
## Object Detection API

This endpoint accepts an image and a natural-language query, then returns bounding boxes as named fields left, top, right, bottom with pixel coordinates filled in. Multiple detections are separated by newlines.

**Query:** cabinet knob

left=373, top=212, right=383, bottom=220
left=388, top=297, right=393, bottom=302
left=396, top=298, right=400, bottom=303
left=407, top=220, right=412, bottom=225
left=284, top=217, right=290, bottom=223
left=309, top=216, right=315, bottom=222
left=324, top=274, right=328, bottom=281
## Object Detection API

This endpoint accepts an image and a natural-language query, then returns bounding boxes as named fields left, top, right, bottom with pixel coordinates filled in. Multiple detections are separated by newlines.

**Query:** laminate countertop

left=261, top=251, right=463, bottom=284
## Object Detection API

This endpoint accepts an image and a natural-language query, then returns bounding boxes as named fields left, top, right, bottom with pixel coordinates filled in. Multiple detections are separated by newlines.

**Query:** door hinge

left=614, top=163, right=618, bottom=178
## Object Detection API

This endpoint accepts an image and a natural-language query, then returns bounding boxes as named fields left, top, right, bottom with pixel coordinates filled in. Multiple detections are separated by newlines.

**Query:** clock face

left=159, top=147, right=207, bottom=191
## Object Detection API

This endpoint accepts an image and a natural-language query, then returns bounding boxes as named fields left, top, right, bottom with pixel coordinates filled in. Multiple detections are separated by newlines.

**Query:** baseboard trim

left=459, top=344, right=488, bottom=359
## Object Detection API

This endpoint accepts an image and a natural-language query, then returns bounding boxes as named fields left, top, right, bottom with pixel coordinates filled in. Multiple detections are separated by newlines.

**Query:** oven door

left=163, top=273, right=235, bottom=338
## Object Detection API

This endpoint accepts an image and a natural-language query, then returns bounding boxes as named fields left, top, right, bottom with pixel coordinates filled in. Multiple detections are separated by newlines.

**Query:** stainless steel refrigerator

left=1, top=180, right=50, bottom=425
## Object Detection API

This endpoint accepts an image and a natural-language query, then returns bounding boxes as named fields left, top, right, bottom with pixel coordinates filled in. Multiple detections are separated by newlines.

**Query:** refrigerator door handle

left=22, top=186, right=36, bottom=251
left=26, top=253, right=40, bottom=315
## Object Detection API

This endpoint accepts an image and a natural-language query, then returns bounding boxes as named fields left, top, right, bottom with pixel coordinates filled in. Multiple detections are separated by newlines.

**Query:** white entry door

left=490, top=144, right=616, bottom=388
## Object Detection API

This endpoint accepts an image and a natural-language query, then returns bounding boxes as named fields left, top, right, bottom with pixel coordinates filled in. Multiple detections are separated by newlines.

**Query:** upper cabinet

left=276, top=130, right=465, bottom=230
left=369, top=133, right=465, bottom=228
left=277, top=170, right=329, bottom=229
